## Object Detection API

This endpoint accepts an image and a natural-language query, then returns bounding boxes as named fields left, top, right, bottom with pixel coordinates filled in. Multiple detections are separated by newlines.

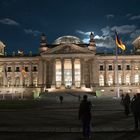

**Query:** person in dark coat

left=79, top=95, right=92, bottom=138
left=123, top=93, right=130, bottom=116
left=120, top=93, right=124, bottom=105
left=131, top=93, right=140, bottom=129
left=78, top=95, right=81, bottom=102
left=131, top=94, right=137, bottom=113
left=59, top=96, right=63, bottom=104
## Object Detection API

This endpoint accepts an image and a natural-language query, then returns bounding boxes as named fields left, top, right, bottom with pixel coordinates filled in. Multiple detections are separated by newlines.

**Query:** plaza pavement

left=0, top=92, right=139, bottom=140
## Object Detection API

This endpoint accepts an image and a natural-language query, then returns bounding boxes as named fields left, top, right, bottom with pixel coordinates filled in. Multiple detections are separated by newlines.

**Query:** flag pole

left=115, top=37, right=120, bottom=98
left=115, top=30, right=126, bottom=98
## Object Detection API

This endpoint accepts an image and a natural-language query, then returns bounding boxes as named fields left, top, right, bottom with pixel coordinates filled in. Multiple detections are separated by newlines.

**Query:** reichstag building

left=0, top=33, right=140, bottom=98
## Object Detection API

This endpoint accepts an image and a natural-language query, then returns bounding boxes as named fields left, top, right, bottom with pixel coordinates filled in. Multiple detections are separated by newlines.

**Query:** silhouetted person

left=79, top=95, right=92, bottom=138
left=120, top=93, right=124, bottom=105
left=78, top=95, right=81, bottom=102
left=131, top=94, right=137, bottom=113
left=123, top=93, right=130, bottom=116
left=59, top=96, right=63, bottom=104
left=131, top=93, right=140, bottom=129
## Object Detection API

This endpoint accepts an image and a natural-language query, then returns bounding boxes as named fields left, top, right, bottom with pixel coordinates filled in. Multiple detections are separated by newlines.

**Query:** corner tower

left=39, top=33, right=48, bottom=53
left=0, top=41, right=5, bottom=55
left=88, top=32, right=96, bottom=53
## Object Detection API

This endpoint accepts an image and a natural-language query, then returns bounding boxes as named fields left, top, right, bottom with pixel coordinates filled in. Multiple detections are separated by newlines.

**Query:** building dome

left=54, top=35, right=83, bottom=44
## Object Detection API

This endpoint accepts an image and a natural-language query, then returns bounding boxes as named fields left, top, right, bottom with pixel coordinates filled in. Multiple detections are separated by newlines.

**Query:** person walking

left=79, top=95, right=92, bottom=138
left=59, top=96, right=63, bottom=104
left=120, top=93, right=124, bottom=105
left=131, top=93, right=140, bottom=130
left=78, top=95, right=81, bottom=102
left=123, top=93, right=130, bottom=116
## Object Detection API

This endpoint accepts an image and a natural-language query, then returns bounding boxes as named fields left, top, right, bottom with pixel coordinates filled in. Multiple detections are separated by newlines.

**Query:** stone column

left=51, top=59, right=56, bottom=88
left=29, top=62, right=33, bottom=86
left=81, top=58, right=85, bottom=88
left=43, top=60, right=46, bottom=88
left=89, top=60, right=92, bottom=87
left=114, top=61, right=118, bottom=85
left=12, top=62, right=15, bottom=86
left=38, top=60, right=43, bottom=86
left=3, top=64, right=7, bottom=86
left=71, top=58, right=75, bottom=88
left=20, top=63, right=23, bottom=86
left=61, top=59, right=65, bottom=89
left=90, top=59, right=93, bottom=86
left=104, top=61, right=108, bottom=85
left=122, top=60, right=125, bottom=85
left=131, top=61, right=135, bottom=85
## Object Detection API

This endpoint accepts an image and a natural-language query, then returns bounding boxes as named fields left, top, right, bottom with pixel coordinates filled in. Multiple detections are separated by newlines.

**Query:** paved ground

left=0, top=93, right=139, bottom=140
left=0, top=132, right=140, bottom=140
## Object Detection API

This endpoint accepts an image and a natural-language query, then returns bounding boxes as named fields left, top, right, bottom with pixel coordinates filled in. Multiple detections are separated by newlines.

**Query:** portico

left=54, top=58, right=81, bottom=88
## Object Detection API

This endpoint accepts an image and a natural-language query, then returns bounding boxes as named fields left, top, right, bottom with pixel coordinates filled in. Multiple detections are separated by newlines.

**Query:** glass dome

left=54, top=35, right=83, bottom=44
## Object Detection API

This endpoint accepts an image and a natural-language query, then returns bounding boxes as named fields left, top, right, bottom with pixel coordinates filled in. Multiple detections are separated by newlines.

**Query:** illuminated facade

left=0, top=33, right=140, bottom=98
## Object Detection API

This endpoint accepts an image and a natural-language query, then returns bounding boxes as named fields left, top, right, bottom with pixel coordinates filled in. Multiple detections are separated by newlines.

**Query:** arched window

left=126, top=74, right=130, bottom=85
left=99, top=75, right=104, bottom=86
left=15, top=77, right=20, bottom=87
left=24, top=77, right=29, bottom=87
left=134, top=74, right=139, bottom=85
left=119, top=74, right=122, bottom=84
left=7, top=77, right=12, bottom=87
left=108, top=75, right=113, bottom=86
left=33, top=76, right=37, bottom=87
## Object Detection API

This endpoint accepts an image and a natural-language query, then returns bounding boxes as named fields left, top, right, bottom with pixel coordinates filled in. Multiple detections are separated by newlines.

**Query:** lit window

left=24, top=77, right=29, bottom=87
left=33, top=77, right=37, bottom=87
left=55, top=60, right=62, bottom=88
left=108, top=75, right=113, bottom=86
left=99, top=75, right=104, bottom=86
left=7, top=77, right=12, bottom=87
left=134, top=74, right=139, bottom=84
left=119, top=75, right=122, bottom=84
left=64, top=59, right=72, bottom=88
left=134, top=65, right=139, bottom=70
left=74, top=59, right=81, bottom=88
left=15, top=77, right=20, bottom=87
left=126, top=75, right=130, bottom=85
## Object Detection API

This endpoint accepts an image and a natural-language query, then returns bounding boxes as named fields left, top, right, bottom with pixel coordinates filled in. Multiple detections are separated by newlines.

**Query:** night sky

left=0, top=0, right=140, bottom=54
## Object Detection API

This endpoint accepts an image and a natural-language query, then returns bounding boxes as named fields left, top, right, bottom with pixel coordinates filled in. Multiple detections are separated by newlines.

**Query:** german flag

left=115, top=31, right=126, bottom=51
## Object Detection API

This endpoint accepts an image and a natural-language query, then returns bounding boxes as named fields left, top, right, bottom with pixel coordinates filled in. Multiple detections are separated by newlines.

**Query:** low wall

left=0, top=87, right=41, bottom=100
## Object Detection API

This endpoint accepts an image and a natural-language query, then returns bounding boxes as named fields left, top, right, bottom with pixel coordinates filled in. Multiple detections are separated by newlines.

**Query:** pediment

left=42, top=44, right=94, bottom=54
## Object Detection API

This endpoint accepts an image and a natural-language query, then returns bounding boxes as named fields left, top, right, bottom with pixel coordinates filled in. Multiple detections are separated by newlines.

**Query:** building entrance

left=64, top=59, right=72, bottom=88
